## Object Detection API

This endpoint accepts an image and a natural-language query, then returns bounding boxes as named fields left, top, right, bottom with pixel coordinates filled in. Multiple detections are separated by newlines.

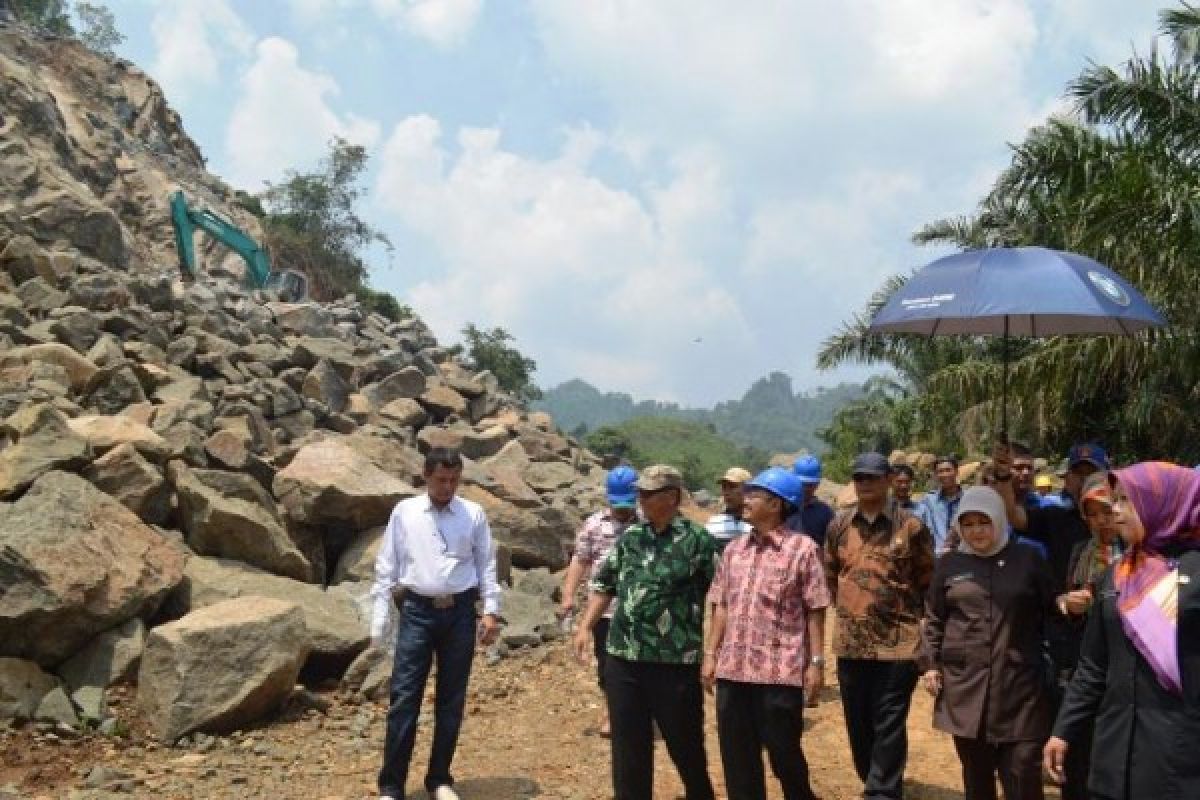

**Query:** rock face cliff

left=0, top=21, right=601, bottom=739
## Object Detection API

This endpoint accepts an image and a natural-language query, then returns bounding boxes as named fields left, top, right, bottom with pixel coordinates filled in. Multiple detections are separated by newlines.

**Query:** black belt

left=395, top=587, right=478, bottom=609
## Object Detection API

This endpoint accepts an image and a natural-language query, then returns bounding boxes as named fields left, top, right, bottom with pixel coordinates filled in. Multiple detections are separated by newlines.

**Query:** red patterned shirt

left=574, top=509, right=633, bottom=578
left=708, top=527, right=832, bottom=686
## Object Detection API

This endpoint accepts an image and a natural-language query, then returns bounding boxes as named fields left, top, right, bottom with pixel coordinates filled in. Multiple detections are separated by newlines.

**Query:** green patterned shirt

left=590, top=515, right=717, bottom=664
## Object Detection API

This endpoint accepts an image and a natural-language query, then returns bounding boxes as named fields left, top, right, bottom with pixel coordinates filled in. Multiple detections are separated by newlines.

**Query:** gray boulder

left=301, top=358, right=350, bottom=414
left=57, top=618, right=145, bottom=690
left=362, top=367, right=426, bottom=408
left=83, top=443, right=170, bottom=524
left=66, top=414, right=171, bottom=460
left=0, top=471, right=184, bottom=666
left=165, top=555, right=369, bottom=665
left=0, top=342, right=98, bottom=392
left=332, top=526, right=384, bottom=584
left=0, top=402, right=92, bottom=498
left=460, top=486, right=568, bottom=569
left=0, top=658, right=58, bottom=719
left=169, top=461, right=313, bottom=582
left=273, top=438, right=415, bottom=529
left=379, top=397, right=428, bottom=428
left=137, top=596, right=309, bottom=741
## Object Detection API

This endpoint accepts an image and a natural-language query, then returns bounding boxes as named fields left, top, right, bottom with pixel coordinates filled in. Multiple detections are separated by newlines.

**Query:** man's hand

left=571, top=627, right=592, bottom=665
left=477, top=613, right=500, bottom=646
left=558, top=598, right=576, bottom=618
left=701, top=653, right=717, bottom=694
left=1062, top=588, right=1093, bottom=616
left=370, top=635, right=389, bottom=654
left=1044, top=736, right=1069, bottom=784
left=804, top=662, right=824, bottom=707
left=921, top=669, right=943, bottom=696
left=992, top=440, right=1013, bottom=479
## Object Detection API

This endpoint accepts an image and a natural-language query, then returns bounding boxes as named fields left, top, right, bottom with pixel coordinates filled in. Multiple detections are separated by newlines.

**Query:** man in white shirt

left=705, top=467, right=753, bottom=554
left=371, top=447, right=502, bottom=800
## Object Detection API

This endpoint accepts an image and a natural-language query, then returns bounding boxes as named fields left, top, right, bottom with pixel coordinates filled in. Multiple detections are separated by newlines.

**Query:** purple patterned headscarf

left=1112, top=462, right=1200, bottom=695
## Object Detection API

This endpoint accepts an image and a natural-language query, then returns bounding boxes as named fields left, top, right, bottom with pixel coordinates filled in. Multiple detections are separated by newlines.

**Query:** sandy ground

left=1, top=640, right=1063, bottom=800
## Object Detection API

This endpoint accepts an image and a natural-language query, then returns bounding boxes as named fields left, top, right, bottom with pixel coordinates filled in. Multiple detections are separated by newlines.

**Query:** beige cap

left=636, top=464, right=684, bottom=491
left=719, top=467, right=752, bottom=485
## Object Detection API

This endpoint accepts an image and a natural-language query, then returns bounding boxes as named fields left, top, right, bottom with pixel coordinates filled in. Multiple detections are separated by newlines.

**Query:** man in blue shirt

left=784, top=455, right=834, bottom=547
left=916, top=455, right=962, bottom=554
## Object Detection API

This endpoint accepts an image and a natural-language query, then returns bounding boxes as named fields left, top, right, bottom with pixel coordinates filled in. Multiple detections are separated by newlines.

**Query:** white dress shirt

left=370, top=492, right=502, bottom=639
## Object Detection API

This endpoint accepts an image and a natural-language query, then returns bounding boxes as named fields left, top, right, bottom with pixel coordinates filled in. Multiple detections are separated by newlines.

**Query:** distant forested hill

left=535, top=372, right=865, bottom=455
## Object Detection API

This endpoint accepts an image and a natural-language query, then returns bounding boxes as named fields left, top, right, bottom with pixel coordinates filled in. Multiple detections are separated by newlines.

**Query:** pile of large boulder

left=0, top=24, right=604, bottom=743
left=0, top=263, right=603, bottom=741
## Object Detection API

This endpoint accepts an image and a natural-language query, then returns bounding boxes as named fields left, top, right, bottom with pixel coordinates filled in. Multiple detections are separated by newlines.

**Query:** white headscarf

left=952, top=486, right=1010, bottom=558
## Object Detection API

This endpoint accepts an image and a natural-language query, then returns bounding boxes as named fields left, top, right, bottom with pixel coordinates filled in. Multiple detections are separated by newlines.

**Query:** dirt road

left=2, top=642, right=1062, bottom=799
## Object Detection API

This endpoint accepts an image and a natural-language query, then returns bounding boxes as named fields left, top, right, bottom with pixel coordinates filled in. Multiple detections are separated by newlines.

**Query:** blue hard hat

left=793, top=455, right=822, bottom=485
left=746, top=467, right=802, bottom=508
left=606, top=465, right=638, bottom=507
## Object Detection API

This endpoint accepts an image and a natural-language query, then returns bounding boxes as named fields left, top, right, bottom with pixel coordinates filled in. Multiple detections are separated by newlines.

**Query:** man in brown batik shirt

left=825, top=452, right=933, bottom=800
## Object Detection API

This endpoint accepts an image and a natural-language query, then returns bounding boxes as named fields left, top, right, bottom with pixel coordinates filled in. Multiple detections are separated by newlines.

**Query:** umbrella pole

left=1001, top=316, right=1009, bottom=442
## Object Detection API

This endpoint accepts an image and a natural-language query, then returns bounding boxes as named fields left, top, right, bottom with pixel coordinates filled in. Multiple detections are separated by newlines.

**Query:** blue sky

left=106, top=0, right=1160, bottom=406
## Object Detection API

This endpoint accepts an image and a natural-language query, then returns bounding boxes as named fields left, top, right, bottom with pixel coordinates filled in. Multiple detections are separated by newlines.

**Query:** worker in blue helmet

left=559, top=464, right=639, bottom=737
left=785, top=455, right=835, bottom=547
left=704, top=466, right=831, bottom=799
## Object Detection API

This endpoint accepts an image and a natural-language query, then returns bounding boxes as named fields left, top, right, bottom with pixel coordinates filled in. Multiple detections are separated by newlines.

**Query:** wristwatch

left=809, top=655, right=826, bottom=667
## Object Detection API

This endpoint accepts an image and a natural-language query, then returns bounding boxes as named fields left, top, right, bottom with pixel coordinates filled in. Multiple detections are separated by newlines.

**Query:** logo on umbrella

left=1087, top=270, right=1131, bottom=307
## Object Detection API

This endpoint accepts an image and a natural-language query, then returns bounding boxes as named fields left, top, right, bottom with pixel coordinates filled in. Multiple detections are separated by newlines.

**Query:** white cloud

left=528, top=0, right=1039, bottom=150
left=369, top=0, right=484, bottom=48
left=375, top=116, right=752, bottom=400
left=224, top=37, right=381, bottom=189
left=149, top=0, right=253, bottom=101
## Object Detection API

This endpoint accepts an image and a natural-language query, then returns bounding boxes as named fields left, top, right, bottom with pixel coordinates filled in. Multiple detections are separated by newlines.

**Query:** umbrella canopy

left=869, top=246, right=1166, bottom=336
left=868, top=246, right=1167, bottom=436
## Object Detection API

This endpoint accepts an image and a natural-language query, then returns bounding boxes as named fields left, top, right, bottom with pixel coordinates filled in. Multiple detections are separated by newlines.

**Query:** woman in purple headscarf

left=1043, top=462, right=1200, bottom=800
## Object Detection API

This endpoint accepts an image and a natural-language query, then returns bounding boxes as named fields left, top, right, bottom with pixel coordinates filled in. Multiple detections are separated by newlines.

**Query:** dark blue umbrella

left=869, top=246, right=1167, bottom=434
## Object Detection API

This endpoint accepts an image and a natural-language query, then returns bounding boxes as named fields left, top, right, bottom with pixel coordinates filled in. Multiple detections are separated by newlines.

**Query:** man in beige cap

left=573, top=464, right=718, bottom=800
left=706, top=467, right=753, bottom=554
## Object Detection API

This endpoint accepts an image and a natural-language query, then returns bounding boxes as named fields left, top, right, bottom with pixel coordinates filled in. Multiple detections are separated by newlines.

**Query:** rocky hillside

left=0, top=21, right=602, bottom=742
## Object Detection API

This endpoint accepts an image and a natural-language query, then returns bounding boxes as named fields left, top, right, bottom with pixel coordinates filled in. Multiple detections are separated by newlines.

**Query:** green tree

left=585, top=417, right=768, bottom=490
left=11, top=0, right=73, bottom=33
left=75, top=1, right=122, bottom=55
left=585, top=425, right=632, bottom=462
left=460, top=324, right=542, bottom=403
left=259, top=137, right=395, bottom=302
left=820, top=3, right=1200, bottom=465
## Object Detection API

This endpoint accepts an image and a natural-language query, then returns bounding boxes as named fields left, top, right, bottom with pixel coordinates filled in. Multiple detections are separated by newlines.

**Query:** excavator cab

left=169, top=190, right=309, bottom=302
left=263, top=270, right=308, bottom=304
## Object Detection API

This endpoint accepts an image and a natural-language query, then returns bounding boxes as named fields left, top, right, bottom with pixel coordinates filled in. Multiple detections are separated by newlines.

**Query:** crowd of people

left=367, top=443, right=1199, bottom=800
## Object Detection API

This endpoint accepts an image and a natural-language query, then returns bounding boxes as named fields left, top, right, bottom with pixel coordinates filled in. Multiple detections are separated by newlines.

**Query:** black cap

left=851, top=452, right=890, bottom=477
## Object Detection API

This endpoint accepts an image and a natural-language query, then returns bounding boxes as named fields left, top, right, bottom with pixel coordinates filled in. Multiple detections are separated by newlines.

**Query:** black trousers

left=952, top=737, right=1045, bottom=800
left=837, top=658, right=918, bottom=800
left=716, top=680, right=816, bottom=800
left=594, top=617, right=611, bottom=689
left=604, top=655, right=715, bottom=800
left=1047, top=676, right=1091, bottom=800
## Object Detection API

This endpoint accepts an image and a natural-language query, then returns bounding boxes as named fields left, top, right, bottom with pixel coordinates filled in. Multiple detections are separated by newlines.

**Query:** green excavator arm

left=170, top=190, right=273, bottom=288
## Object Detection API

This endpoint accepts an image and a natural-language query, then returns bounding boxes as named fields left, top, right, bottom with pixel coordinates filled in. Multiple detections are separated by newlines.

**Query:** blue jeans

left=378, top=590, right=478, bottom=797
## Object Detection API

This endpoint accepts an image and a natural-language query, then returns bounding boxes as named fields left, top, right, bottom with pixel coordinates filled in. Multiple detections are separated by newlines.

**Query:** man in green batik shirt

left=572, top=464, right=717, bottom=800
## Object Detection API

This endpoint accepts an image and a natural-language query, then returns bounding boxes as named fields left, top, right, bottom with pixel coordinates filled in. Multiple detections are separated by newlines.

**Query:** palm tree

left=820, top=3, right=1200, bottom=464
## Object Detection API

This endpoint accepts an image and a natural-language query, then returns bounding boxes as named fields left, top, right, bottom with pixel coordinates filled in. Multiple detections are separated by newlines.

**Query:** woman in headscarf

left=1047, top=472, right=1123, bottom=800
left=920, top=486, right=1057, bottom=800
left=1044, top=462, right=1200, bottom=799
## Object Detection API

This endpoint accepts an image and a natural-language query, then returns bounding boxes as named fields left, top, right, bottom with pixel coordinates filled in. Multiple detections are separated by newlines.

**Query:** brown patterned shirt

left=824, top=501, right=934, bottom=660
